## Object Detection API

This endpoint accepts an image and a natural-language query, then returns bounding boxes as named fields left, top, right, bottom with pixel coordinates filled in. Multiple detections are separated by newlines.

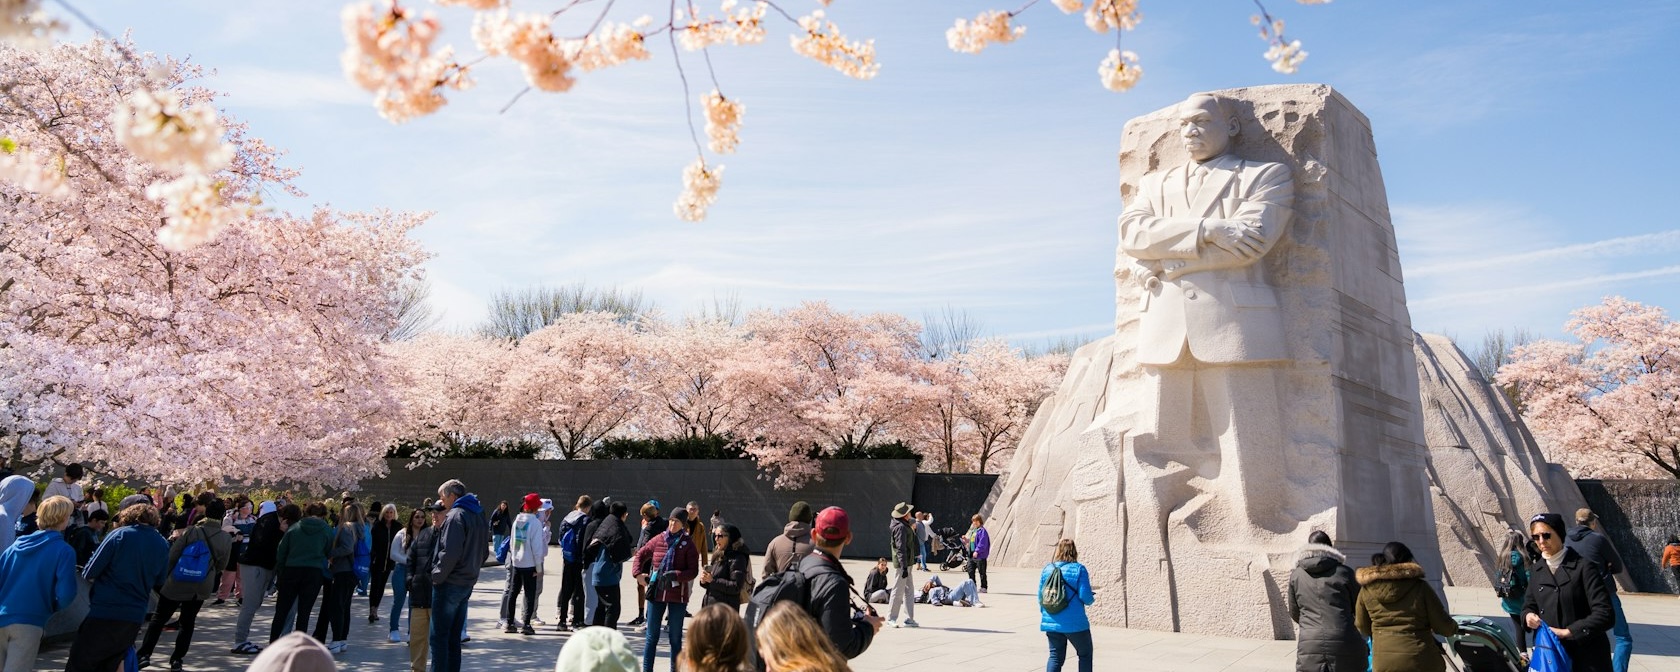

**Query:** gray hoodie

left=0, top=475, right=36, bottom=550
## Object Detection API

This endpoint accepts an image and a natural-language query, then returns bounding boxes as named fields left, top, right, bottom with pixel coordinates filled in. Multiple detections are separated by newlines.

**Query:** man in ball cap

left=798, top=506, right=881, bottom=658
left=1567, top=508, right=1633, bottom=670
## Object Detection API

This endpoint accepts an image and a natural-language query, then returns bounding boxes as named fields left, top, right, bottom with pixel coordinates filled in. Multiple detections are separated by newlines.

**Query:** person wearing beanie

left=247, top=632, right=337, bottom=672
left=1525, top=512, right=1614, bottom=672
left=555, top=626, right=638, bottom=672
left=502, top=493, right=548, bottom=635
left=761, top=501, right=815, bottom=578
left=634, top=510, right=700, bottom=672
left=1565, top=508, right=1633, bottom=671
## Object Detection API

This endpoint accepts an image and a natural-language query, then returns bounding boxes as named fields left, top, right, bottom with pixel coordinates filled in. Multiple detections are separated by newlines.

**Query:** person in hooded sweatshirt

left=1353, top=541, right=1456, bottom=672
left=760, top=501, right=814, bottom=579
left=66, top=503, right=170, bottom=672
left=429, top=479, right=487, bottom=672
left=270, top=503, right=335, bottom=644
left=502, top=493, right=548, bottom=635
left=0, top=475, right=36, bottom=551
left=580, top=499, right=610, bottom=625
left=232, top=500, right=285, bottom=655
left=555, top=495, right=594, bottom=631
left=1287, top=531, right=1367, bottom=672
left=589, top=500, right=635, bottom=629
left=1566, top=508, right=1632, bottom=671
left=0, top=495, right=78, bottom=672
left=137, top=498, right=233, bottom=671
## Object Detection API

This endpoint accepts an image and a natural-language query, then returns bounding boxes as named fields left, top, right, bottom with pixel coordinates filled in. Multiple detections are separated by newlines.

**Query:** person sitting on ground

left=680, top=603, right=750, bottom=672
left=1354, top=541, right=1457, bottom=672
left=1287, top=530, right=1367, bottom=672
left=755, top=601, right=854, bottom=672
left=555, top=626, right=639, bottom=672
left=863, top=559, right=889, bottom=604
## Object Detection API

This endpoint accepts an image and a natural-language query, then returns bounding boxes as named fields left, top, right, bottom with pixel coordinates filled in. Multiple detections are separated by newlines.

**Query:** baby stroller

left=1444, top=615, right=1524, bottom=672
left=937, top=527, right=970, bottom=571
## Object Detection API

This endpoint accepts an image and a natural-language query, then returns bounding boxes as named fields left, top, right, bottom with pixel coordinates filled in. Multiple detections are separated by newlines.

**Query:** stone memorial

left=985, top=84, right=1446, bottom=638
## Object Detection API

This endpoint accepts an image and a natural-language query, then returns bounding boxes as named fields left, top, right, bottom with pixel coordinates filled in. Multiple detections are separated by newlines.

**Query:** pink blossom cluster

left=1253, top=15, right=1308, bottom=74
left=341, top=1, right=472, bottom=122
left=674, top=158, right=723, bottom=222
left=572, top=22, right=652, bottom=72
left=1498, top=297, right=1680, bottom=480
left=677, top=1, right=769, bottom=51
left=1098, top=48, right=1141, bottom=92
left=0, top=142, right=69, bottom=198
left=945, top=10, right=1026, bottom=55
left=703, top=90, right=744, bottom=154
left=0, top=0, right=63, bottom=50
left=106, top=86, right=245, bottom=250
left=2, top=42, right=428, bottom=490
left=473, top=9, right=577, bottom=92
left=386, top=302, right=1066, bottom=487
left=1083, top=0, right=1141, bottom=33
left=144, top=173, right=238, bottom=251
left=790, top=11, right=880, bottom=80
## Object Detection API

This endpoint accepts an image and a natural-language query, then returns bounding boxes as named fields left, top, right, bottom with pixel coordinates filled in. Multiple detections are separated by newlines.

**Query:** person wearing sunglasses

left=1522, top=512, right=1614, bottom=672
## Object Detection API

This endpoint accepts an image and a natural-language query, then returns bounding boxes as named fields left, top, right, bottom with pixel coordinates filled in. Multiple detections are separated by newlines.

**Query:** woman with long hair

left=369, top=503, right=402, bottom=625
left=1354, top=541, right=1457, bottom=672
left=700, top=525, right=751, bottom=609
left=387, top=507, right=427, bottom=642
left=217, top=498, right=258, bottom=605
left=312, top=502, right=365, bottom=655
left=1039, top=539, right=1096, bottom=672
left=754, top=601, right=851, bottom=672
left=1496, top=529, right=1531, bottom=652
left=679, top=603, right=749, bottom=672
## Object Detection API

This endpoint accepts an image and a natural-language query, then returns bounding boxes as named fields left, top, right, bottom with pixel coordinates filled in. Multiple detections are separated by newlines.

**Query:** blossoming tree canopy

left=0, top=40, right=430, bottom=490
left=1498, top=297, right=1680, bottom=480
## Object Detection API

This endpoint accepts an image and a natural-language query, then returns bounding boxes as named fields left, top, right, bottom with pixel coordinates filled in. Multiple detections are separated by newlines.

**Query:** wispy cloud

left=1408, top=229, right=1680, bottom=279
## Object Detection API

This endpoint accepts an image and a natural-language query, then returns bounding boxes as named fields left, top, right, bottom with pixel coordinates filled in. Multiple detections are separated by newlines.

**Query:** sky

left=71, top=1, right=1680, bottom=350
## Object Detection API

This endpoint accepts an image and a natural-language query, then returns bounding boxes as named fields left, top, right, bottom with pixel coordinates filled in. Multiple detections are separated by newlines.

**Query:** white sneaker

left=388, top=631, right=405, bottom=643
left=494, top=619, right=507, bottom=629
left=903, top=619, right=920, bottom=628
left=886, top=620, right=900, bottom=628
left=975, top=601, right=986, bottom=608
left=327, top=641, right=348, bottom=655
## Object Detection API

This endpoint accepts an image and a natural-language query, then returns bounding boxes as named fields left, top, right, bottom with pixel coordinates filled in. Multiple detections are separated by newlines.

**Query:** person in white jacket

left=501, top=493, right=548, bottom=635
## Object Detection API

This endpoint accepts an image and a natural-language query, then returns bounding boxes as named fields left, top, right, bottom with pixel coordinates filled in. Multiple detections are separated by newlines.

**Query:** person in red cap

left=797, top=506, right=882, bottom=660
left=501, top=493, right=547, bottom=635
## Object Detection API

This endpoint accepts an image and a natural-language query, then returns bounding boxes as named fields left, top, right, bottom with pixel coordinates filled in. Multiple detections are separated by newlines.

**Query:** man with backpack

left=803, top=506, right=882, bottom=656
left=555, top=494, right=592, bottom=631
left=137, top=499, right=233, bottom=671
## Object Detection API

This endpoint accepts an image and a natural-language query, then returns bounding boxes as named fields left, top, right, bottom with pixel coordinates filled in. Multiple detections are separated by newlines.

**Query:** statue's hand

left=1204, top=220, right=1267, bottom=259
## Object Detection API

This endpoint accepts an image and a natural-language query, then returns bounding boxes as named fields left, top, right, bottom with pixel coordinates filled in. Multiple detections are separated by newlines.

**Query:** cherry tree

left=0, top=42, right=428, bottom=490
left=384, top=332, right=514, bottom=458
left=639, top=318, right=762, bottom=440
left=502, top=311, right=648, bottom=459
left=1498, top=297, right=1680, bottom=480
left=955, top=339, right=1065, bottom=473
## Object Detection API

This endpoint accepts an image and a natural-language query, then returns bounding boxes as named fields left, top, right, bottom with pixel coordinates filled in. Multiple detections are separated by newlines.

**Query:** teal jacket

left=1038, top=561, right=1096, bottom=633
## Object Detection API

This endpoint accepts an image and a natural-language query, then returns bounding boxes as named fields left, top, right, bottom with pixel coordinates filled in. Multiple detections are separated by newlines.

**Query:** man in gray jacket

left=430, top=479, right=488, bottom=672
left=886, top=502, right=917, bottom=628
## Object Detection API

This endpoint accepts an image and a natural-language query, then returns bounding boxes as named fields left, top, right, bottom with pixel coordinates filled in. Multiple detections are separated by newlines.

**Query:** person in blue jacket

left=0, top=495, right=79, bottom=672
left=65, top=502, right=171, bottom=672
left=1039, top=538, right=1097, bottom=672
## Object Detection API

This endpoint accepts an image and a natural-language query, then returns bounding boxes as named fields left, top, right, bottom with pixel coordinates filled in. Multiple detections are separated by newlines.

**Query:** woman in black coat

left=1287, top=531, right=1367, bottom=672
left=1523, top=513, right=1614, bottom=672
left=700, top=524, right=751, bottom=609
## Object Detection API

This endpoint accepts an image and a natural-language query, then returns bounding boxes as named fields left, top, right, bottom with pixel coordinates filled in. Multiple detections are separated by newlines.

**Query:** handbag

left=589, top=556, right=622, bottom=587
left=1528, top=622, right=1572, bottom=672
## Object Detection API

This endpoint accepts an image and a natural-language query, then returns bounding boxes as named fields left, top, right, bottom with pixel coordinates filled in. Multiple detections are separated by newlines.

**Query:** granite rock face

left=1414, top=332, right=1588, bottom=587
left=984, top=84, right=1444, bottom=639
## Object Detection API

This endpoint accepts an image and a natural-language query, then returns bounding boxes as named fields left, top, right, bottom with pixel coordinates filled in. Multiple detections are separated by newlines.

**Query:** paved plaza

left=34, top=555, right=1680, bottom=671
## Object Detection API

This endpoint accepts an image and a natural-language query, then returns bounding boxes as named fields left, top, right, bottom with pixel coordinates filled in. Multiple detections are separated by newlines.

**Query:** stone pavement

left=33, top=555, right=1680, bottom=671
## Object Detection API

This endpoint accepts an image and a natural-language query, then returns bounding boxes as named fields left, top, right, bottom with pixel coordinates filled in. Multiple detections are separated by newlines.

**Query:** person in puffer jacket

left=1287, top=531, right=1367, bottom=671
left=1039, top=539, right=1095, bottom=672
left=1354, top=541, right=1456, bottom=672
left=0, top=495, right=78, bottom=672
left=634, top=510, right=700, bottom=672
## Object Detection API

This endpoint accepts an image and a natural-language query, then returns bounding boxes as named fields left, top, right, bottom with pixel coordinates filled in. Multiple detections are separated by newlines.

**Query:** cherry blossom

left=674, top=158, right=723, bottom=222
left=703, top=90, right=744, bottom=154
left=109, top=88, right=235, bottom=173
left=677, top=2, right=768, bottom=51
left=0, top=0, right=62, bottom=50
left=144, top=173, right=240, bottom=252
left=572, top=22, right=652, bottom=72
left=1498, top=297, right=1680, bottom=480
left=501, top=312, right=648, bottom=460
left=946, top=10, right=1025, bottom=55
left=789, top=10, right=880, bottom=80
left=0, top=141, right=68, bottom=198
left=1052, top=0, right=1085, bottom=14
left=1098, top=48, right=1141, bottom=92
left=1084, top=0, right=1142, bottom=33
left=341, top=1, right=472, bottom=122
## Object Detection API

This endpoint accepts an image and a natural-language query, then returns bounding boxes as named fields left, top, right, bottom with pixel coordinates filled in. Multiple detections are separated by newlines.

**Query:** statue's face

left=1178, top=96, right=1235, bottom=162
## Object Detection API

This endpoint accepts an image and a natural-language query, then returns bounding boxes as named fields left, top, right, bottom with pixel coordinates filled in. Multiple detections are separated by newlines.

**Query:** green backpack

left=1040, top=562, right=1072, bottom=614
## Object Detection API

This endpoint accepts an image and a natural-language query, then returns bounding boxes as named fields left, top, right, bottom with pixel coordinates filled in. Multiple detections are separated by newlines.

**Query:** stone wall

left=912, top=473, right=998, bottom=539
left=357, top=459, right=915, bottom=560
left=1576, top=479, right=1680, bottom=594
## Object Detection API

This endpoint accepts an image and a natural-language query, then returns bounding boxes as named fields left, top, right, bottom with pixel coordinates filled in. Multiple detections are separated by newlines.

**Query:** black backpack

left=744, top=566, right=811, bottom=631
left=1493, top=566, right=1524, bottom=599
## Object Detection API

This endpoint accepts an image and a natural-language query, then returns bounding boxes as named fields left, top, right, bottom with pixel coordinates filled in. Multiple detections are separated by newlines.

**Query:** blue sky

left=75, top=1, right=1680, bottom=347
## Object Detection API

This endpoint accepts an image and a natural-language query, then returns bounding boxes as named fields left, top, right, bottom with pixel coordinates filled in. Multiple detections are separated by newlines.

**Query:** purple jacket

left=970, top=527, right=991, bottom=560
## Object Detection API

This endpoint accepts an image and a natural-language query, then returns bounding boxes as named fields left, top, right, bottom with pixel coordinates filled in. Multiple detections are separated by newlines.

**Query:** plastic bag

left=1528, top=622, right=1572, bottom=672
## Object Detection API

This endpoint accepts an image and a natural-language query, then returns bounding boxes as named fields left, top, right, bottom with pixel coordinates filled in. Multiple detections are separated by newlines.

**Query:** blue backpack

left=352, top=532, right=372, bottom=580
left=171, top=533, right=212, bottom=583
left=560, top=515, right=588, bottom=563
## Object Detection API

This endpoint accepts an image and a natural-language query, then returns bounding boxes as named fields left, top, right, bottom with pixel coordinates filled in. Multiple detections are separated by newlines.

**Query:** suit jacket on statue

left=1118, top=152, right=1294, bottom=366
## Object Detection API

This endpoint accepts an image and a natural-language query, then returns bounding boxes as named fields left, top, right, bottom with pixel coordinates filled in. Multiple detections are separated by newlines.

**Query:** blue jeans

left=430, top=582, right=473, bottom=672
left=642, top=600, right=687, bottom=672
left=1046, top=630, right=1093, bottom=672
left=1610, top=591, right=1632, bottom=672
left=387, top=565, right=407, bottom=631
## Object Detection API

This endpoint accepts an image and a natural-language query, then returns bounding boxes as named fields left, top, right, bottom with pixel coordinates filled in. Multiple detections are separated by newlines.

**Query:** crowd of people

left=4, top=460, right=1667, bottom=672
